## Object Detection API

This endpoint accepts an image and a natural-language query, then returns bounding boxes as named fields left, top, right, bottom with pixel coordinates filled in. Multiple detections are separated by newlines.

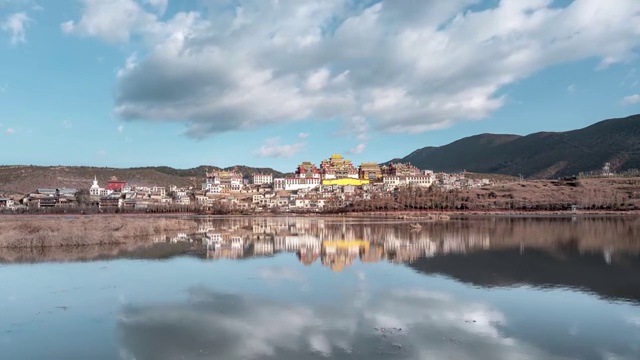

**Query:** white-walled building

left=0, top=198, right=15, bottom=208
left=383, top=175, right=433, bottom=188
left=253, top=173, right=273, bottom=185
left=274, top=178, right=285, bottom=190
left=277, top=177, right=321, bottom=191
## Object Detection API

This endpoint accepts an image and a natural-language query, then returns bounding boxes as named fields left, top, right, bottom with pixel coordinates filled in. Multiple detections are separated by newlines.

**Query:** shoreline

left=1, top=209, right=639, bottom=220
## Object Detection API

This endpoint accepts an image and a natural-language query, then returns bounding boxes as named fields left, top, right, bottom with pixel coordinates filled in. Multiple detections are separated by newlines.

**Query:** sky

left=1, top=0, right=640, bottom=172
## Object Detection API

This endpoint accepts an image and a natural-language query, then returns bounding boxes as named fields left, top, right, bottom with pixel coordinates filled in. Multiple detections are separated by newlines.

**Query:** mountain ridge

left=389, top=114, right=640, bottom=178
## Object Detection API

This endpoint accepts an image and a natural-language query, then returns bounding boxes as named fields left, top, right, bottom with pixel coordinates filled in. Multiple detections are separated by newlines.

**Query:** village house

left=99, top=194, right=122, bottom=210
left=174, top=190, right=188, bottom=198
left=175, top=197, right=191, bottom=206
left=0, top=198, right=15, bottom=208
left=151, top=186, right=166, bottom=197
left=196, top=195, right=213, bottom=206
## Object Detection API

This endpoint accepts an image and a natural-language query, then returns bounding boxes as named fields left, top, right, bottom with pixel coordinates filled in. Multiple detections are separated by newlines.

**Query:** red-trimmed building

left=106, top=176, right=128, bottom=192
left=295, top=161, right=321, bottom=179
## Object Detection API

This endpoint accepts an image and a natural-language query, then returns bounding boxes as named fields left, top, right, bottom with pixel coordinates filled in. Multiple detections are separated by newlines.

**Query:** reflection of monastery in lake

left=274, top=235, right=321, bottom=252
left=170, top=217, right=495, bottom=270
left=146, top=217, right=640, bottom=271
left=321, top=240, right=369, bottom=272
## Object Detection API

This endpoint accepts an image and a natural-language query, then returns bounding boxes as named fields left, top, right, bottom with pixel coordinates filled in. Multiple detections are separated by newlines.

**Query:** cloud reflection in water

left=117, top=287, right=564, bottom=360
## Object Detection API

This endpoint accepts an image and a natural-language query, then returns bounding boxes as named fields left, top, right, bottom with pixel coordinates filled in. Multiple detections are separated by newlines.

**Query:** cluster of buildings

left=199, top=154, right=437, bottom=195
left=90, top=177, right=192, bottom=211
left=0, top=153, right=490, bottom=212
left=21, top=188, right=80, bottom=209
left=1, top=176, right=193, bottom=211
left=192, top=154, right=490, bottom=212
left=275, top=155, right=436, bottom=191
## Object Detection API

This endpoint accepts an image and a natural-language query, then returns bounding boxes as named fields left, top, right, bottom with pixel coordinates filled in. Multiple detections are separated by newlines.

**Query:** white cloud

left=567, top=84, right=576, bottom=93
left=1, top=12, right=30, bottom=44
left=255, top=137, right=305, bottom=158
left=621, top=94, right=640, bottom=105
left=61, top=0, right=159, bottom=43
left=305, top=67, right=330, bottom=91
left=297, top=132, right=309, bottom=139
left=64, top=0, right=640, bottom=138
left=117, top=124, right=125, bottom=133
left=4, top=127, right=15, bottom=135
left=347, top=143, right=366, bottom=155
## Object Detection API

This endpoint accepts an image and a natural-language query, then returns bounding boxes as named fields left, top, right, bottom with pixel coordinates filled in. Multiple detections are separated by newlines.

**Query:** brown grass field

left=0, top=216, right=198, bottom=248
left=461, top=177, right=640, bottom=210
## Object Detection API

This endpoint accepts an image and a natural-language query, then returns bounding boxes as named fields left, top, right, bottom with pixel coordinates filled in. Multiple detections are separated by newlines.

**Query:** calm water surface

left=1, top=216, right=640, bottom=360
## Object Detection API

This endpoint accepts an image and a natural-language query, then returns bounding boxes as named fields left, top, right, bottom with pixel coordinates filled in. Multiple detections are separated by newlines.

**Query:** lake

left=1, top=216, right=640, bottom=360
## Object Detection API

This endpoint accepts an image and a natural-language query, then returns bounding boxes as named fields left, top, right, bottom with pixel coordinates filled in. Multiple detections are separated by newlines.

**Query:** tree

left=75, top=189, right=91, bottom=207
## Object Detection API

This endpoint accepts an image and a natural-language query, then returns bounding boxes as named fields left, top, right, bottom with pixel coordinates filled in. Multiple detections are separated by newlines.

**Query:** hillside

left=0, top=165, right=286, bottom=195
left=392, top=114, right=640, bottom=178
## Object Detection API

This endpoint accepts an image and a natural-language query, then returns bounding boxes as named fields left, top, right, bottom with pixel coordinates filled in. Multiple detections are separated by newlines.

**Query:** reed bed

left=0, top=216, right=198, bottom=248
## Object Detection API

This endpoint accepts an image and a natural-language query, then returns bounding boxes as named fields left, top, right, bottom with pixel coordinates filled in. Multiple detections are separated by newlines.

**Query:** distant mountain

left=0, top=165, right=286, bottom=194
left=390, top=114, right=640, bottom=178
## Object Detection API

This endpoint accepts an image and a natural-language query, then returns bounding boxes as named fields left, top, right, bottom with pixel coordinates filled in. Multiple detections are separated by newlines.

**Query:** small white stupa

left=90, top=175, right=101, bottom=196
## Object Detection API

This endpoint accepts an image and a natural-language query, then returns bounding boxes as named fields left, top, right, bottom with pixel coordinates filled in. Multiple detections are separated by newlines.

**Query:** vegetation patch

left=0, top=216, right=198, bottom=248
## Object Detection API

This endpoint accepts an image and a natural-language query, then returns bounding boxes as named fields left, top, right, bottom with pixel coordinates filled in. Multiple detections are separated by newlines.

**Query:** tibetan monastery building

left=320, top=154, right=369, bottom=186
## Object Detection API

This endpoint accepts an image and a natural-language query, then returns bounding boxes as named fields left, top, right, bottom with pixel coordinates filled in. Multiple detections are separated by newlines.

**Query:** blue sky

left=1, top=0, right=640, bottom=172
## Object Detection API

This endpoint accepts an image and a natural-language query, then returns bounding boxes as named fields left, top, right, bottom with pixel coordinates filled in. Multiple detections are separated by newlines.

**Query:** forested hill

left=0, top=165, right=286, bottom=194
left=390, top=114, right=640, bottom=179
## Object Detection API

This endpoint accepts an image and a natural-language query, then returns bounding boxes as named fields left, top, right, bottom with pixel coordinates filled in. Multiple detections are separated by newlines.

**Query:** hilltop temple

left=319, top=154, right=370, bottom=186
left=271, top=154, right=430, bottom=190
left=320, top=154, right=359, bottom=180
left=358, top=162, right=382, bottom=181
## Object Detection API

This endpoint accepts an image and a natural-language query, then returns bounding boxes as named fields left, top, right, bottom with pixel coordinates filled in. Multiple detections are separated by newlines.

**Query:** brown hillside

left=0, top=165, right=285, bottom=194
left=457, top=177, right=640, bottom=210
left=0, top=166, right=195, bottom=194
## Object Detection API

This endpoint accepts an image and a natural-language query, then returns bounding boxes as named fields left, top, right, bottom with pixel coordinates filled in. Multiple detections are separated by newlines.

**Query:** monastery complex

left=202, top=154, right=435, bottom=192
